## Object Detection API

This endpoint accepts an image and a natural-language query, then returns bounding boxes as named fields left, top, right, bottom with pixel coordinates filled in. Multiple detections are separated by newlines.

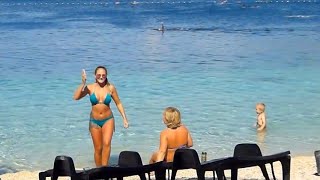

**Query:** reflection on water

left=257, top=130, right=267, bottom=152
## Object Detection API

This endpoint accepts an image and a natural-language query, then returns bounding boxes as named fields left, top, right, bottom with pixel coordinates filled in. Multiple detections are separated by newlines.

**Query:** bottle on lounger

left=201, top=152, right=207, bottom=162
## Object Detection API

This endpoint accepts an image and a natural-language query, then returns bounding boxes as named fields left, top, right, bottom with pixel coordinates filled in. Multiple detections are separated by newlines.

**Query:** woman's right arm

left=73, top=83, right=89, bottom=100
left=73, top=70, right=89, bottom=100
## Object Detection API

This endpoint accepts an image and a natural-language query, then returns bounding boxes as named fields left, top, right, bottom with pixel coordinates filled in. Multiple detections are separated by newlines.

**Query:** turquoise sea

left=0, top=0, right=320, bottom=174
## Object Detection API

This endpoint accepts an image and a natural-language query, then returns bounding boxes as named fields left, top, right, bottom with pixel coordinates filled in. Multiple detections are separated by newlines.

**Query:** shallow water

left=0, top=0, right=319, bottom=173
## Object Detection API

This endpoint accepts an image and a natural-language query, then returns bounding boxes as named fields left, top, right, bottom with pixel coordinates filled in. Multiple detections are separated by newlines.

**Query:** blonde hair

left=256, top=103, right=266, bottom=112
left=163, top=107, right=181, bottom=129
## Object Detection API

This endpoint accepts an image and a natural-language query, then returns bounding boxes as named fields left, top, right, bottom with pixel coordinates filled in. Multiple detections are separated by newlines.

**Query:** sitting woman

left=149, top=107, right=193, bottom=163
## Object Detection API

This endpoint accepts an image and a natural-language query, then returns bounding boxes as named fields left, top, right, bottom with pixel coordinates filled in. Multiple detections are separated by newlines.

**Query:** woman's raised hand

left=82, top=69, right=87, bottom=84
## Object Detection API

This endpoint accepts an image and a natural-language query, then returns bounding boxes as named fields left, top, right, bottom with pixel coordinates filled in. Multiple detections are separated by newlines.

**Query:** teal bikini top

left=90, top=93, right=112, bottom=106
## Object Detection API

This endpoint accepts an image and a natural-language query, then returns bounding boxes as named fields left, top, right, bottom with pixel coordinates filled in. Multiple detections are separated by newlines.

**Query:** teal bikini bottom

left=90, top=114, right=114, bottom=128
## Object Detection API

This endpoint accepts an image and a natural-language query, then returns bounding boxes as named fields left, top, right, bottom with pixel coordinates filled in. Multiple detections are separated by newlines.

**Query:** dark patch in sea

left=0, top=165, right=17, bottom=175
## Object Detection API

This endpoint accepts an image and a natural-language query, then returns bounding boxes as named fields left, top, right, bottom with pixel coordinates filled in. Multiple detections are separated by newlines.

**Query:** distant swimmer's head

left=94, top=66, right=109, bottom=85
left=256, top=103, right=265, bottom=114
left=163, top=107, right=181, bottom=129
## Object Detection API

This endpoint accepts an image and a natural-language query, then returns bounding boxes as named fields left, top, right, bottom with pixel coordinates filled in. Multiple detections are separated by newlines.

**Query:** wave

left=152, top=26, right=298, bottom=33
left=0, top=165, right=17, bottom=175
left=0, top=0, right=319, bottom=6
left=285, top=15, right=317, bottom=18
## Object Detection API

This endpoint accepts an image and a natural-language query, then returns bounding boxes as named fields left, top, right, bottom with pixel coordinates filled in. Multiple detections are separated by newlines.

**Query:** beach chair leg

left=230, top=168, right=238, bottom=180
left=170, top=169, right=178, bottom=180
left=155, top=168, right=166, bottom=180
left=196, top=169, right=205, bottom=180
left=259, top=165, right=270, bottom=180
left=216, top=170, right=225, bottom=180
left=139, top=174, right=147, bottom=180
left=280, top=156, right=291, bottom=180
left=38, top=172, right=46, bottom=180
left=71, top=175, right=81, bottom=180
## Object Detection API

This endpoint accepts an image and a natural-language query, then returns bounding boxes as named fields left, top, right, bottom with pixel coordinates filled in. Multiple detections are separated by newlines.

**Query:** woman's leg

left=101, top=119, right=115, bottom=166
left=90, top=125, right=103, bottom=167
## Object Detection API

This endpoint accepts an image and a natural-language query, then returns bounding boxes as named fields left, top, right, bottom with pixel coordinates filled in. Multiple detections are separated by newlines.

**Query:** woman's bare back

left=163, top=125, right=193, bottom=162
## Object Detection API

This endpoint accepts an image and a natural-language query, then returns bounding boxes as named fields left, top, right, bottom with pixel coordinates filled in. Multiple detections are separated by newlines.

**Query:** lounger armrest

left=162, top=161, right=173, bottom=169
left=79, top=161, right=164, bottom=179
left=39, top=169, right=53, bottom=180
left=201, top=157, right=234, bottom=170
left=76, top=169, right=85, bottom=173
left=138, top=161, right=164, bottom=173
left=236, top=151, right=290, bottom=162
left=38, top=169, right=54, bottom=179
left=262, top=151, right=290, bottom=160
left=202, top=157, right=232, bottom=165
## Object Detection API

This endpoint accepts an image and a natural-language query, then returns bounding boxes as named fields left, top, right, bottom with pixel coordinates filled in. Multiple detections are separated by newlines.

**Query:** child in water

left=255, top=103, right=266, bottom=131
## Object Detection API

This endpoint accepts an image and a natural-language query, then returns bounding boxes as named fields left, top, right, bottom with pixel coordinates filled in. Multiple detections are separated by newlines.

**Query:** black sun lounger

left=229, top=143, right=291, bottom=180
left=39, top=155, right=82, bottom=180
left=117, top=151, right=151, bottom=180
left=79, top=161, right=165, bottom=180
left=39, top=154, right=166, bottom=180
left=170, top=148, right=233, bottom=180
left=169, top=145, right=291, bottom=180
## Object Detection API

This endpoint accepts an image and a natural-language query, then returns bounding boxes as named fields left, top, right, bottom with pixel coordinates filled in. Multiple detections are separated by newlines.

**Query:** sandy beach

left=1, top=156, right=319, bottom=180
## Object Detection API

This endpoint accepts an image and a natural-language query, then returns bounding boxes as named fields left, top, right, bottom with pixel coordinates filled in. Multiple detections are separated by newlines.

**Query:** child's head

left=163, top=107, right=181, bottom=129
left=256, top=103, right=266, bottom=114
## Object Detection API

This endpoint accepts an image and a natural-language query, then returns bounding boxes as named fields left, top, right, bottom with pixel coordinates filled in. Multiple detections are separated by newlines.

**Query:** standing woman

left=73, top=66, right=129, bottom=166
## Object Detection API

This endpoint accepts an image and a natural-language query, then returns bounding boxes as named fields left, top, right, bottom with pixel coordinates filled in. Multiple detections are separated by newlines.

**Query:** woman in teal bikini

left=73, top=66, right=129, bottom=166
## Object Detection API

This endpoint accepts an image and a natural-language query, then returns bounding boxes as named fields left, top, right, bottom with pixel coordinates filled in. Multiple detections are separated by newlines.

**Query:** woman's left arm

left=110, top=84, right=129, bottom=128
